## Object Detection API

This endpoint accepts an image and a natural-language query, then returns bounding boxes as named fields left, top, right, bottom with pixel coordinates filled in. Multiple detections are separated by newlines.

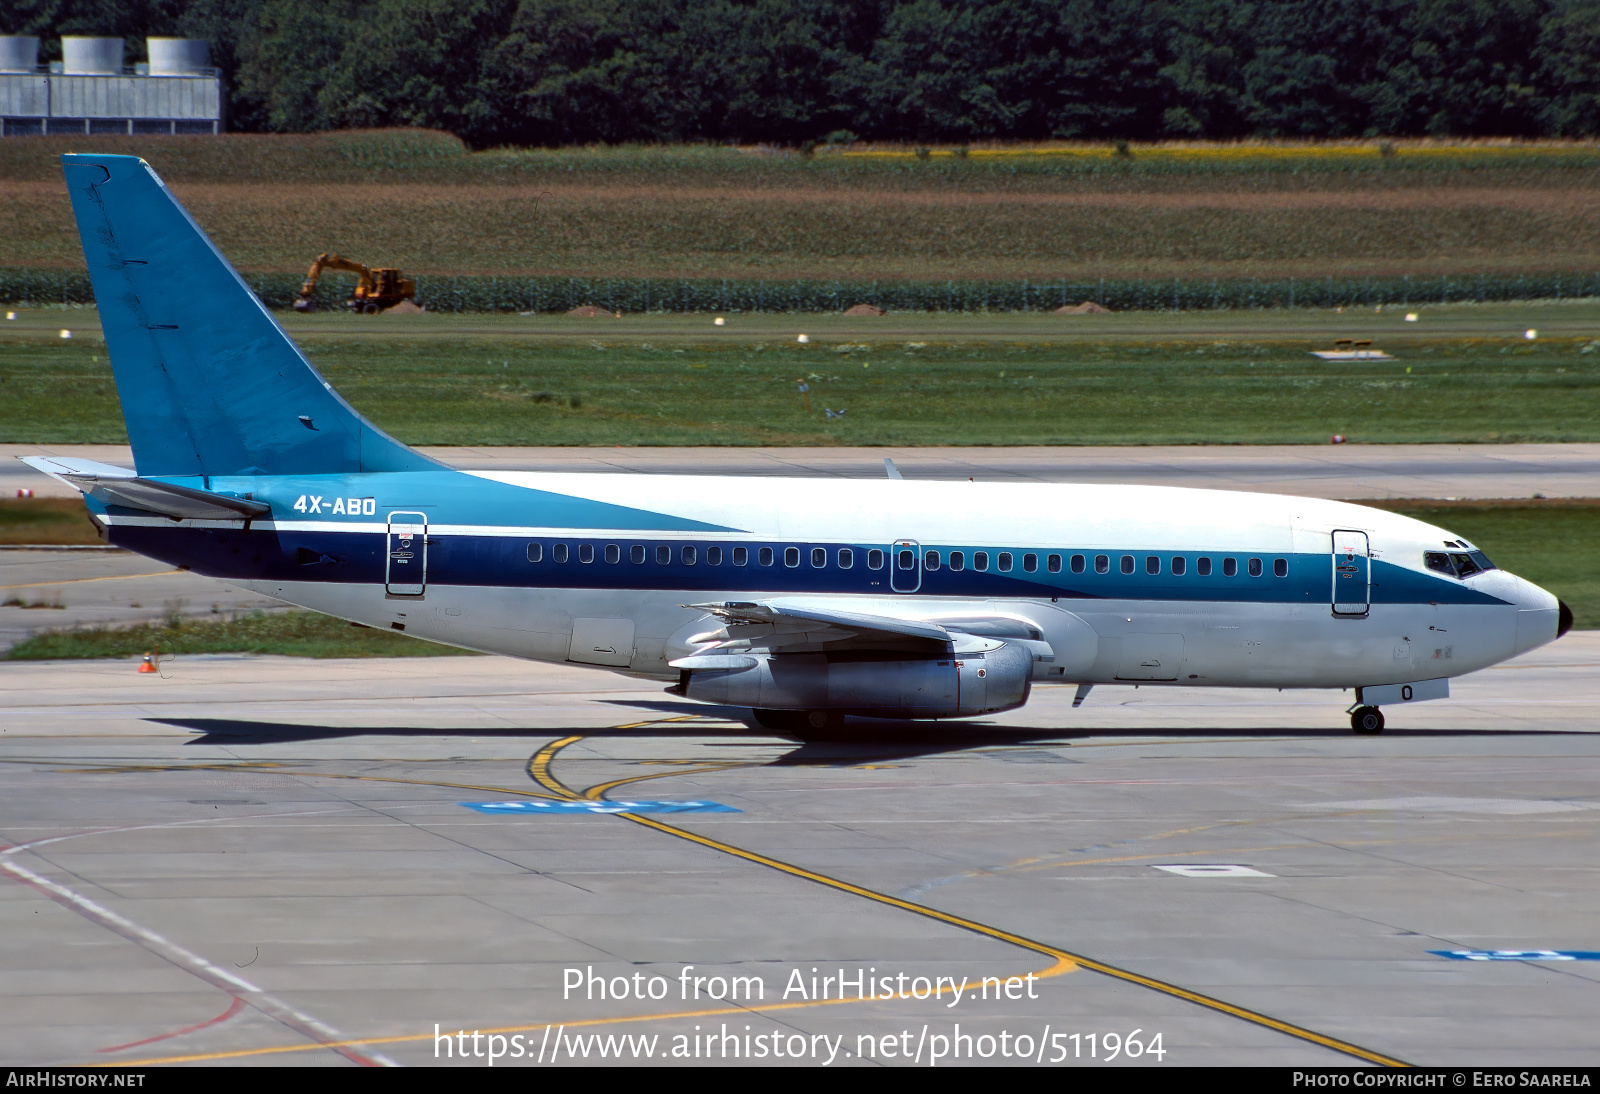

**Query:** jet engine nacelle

left=674, top=642, right=1033, bottom=718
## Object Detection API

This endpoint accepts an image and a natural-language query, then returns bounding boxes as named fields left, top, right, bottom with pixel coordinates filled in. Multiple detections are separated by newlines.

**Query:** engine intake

left=674, top=642, right=1032, bottom=718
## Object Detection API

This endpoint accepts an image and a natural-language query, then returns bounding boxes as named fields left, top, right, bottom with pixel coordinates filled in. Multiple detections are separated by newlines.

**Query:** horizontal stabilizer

left=19, top=456, right=269, bottom=521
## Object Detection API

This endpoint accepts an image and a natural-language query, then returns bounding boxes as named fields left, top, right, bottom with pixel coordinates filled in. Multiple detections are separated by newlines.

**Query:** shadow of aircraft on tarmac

left=151, top=700, right=1600, bottom=768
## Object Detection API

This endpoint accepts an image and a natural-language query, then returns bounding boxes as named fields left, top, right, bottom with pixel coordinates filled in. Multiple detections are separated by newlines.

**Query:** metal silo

left=147, top=39, right=210, bottom=75
left=2, top=33, right=221, bottom=136
left=61, top=37, right=124, bottom=75
left=0, top=36, right=40, bottom=73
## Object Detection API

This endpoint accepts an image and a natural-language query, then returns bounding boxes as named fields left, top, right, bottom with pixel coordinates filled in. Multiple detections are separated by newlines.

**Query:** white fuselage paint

left=187, top=474, right=1561, bottom=698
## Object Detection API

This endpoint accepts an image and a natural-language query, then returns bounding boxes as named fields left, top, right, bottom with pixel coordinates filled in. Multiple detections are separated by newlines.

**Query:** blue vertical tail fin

left=62, top=153, right=436, bottom=479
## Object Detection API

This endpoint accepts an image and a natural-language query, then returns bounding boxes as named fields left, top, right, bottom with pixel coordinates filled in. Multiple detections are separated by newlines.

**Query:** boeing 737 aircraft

left=26, top=154, right=1572, bottom=735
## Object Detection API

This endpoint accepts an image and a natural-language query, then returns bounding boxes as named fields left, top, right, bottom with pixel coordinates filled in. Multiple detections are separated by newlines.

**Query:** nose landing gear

left=1349, top=705, right=1385, bottom=735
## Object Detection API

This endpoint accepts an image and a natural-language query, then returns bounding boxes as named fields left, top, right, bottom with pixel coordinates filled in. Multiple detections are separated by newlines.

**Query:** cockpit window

left=1425, top=549, right=1497, bottom=579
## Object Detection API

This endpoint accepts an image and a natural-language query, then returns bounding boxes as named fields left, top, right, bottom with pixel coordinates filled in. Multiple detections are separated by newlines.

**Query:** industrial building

left=0, top=35, right=222, bottom=136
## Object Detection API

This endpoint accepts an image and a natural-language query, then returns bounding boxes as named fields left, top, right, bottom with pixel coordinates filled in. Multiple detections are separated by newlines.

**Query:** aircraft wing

left=678, top=599, right=1053, bottom=663
left=18, top=456, right=271, bottom=521
left=683, top=600, right=953, bottom=655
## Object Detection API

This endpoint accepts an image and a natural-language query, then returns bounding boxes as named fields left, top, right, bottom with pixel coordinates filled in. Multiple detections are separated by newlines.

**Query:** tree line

left=7, top=0, right=1600, bottom=144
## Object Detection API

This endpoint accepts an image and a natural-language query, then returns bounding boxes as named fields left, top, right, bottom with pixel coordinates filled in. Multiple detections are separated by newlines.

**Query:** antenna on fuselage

left=884, top=458, right=903, bottom=480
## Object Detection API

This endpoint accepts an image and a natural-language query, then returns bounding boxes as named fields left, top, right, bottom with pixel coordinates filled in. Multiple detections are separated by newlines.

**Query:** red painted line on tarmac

left=98, top=995, right=246, bottom=1054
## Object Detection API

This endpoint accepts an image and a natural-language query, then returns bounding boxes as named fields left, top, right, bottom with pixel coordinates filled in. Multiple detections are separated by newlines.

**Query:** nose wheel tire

left=1350, top=706, right=1385, bottom=735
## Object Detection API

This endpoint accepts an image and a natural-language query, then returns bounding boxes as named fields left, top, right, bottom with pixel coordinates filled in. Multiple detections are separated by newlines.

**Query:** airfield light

left=1525, top=329, right=1538, bottom=340
left=797, top=334, right=810, bottom=343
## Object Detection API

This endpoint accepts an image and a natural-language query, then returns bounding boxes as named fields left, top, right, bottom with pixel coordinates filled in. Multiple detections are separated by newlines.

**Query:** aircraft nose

left=1507, top=574, right=1562, bottom=655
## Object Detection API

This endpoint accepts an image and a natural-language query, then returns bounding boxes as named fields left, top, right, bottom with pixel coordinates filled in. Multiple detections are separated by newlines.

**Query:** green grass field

left=2, top=610, right=482, bottom=661
left=0, top=497, right=101, bottom=545
left=4, top=307, right=1599, bottom=445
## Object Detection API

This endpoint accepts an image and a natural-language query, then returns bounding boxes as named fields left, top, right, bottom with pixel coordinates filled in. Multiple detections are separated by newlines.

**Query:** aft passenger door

left=386, top=511, right=427, bottom=597
left=1331, top=530, right=1370, bottom=616
left=890, top=539, right=921, bottom=592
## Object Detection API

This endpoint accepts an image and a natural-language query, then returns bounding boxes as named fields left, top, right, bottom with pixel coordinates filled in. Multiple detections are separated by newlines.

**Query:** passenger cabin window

left=898, top=549, right=915, bottom=570
left=1095, top=555, right=1109, bottom=574
left=1120, top=555, right=1134, bottom=574
left=759, top=547, right=774, bottom=567
left=527, top=543, right=543, bottom=563
left=1023, top=553, right=1037, bottom=572
left=1248, top=557, right=1262, bottom=577
left=812, top=548, right=827, bottom=568
left=579, top=543, right=594, bottom=564
left=682, top=545, right=697, bottom=566
left=948, top=551, right=963, bottom=571
left=605, top=544, right=620, bottom=564
left=1146, top=555, right=1160, bottom=575
left=1172, top=556, right=1186, bottom=576
left=631, top=545, right=645, bottom=564
left=784, top=547, right=800, bottom=567
left=1197, top=557, right=1212, bottom=576
left=1070, top=554, right=1085, bottom=573
left=838, top=548, right=854, bottom=568
left=1047, top=554, right=1061, bottom=573
left=998, top=552, right=1013, bottom=572
left=656, top=545, right=670, bottom=565
left=733, top=547, right=748, bottom=566
left=707, top=545, right=723, bottom=566
left=1222, top=557, right=1237, bottom=577
left=925, top=550, right=940, bottom=570
left=1274, top=557, right=1287, bottom=578
left=974, top=551, right=989, bottom=571
left=553, top=543, right=569, bottom=563
left=868, top=549, right=884, bottom=570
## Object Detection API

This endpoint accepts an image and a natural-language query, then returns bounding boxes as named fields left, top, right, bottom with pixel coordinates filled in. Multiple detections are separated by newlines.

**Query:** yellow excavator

left=293, top=253, right=417, bottom=313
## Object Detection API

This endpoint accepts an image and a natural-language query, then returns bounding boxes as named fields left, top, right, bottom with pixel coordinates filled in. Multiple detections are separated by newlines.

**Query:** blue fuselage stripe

left=106, top=525, right=1505, bottom=607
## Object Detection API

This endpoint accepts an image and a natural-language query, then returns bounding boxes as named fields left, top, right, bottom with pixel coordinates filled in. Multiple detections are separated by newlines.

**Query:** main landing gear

left=1349, top=706, right=1385, bottom=735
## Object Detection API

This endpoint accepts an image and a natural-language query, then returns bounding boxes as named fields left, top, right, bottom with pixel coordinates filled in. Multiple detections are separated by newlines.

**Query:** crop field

left=3, top=132, right=1599, bottom=286
left=3, top=310, right=1598, bottom=447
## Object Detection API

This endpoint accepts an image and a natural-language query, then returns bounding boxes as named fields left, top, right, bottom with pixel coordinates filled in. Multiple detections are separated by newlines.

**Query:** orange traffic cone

left=137, top=652, right=158, bottom=674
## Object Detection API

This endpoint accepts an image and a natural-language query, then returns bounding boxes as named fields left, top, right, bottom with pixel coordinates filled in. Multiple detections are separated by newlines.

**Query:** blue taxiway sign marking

left=1431, top=950, right=1600, bottom=961
left=462, top=800, right=740, bottom=815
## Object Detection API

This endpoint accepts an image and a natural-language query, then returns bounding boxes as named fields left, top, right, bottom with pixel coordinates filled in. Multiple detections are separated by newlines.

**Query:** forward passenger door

left=1331, top=530, right=1370, bottom=617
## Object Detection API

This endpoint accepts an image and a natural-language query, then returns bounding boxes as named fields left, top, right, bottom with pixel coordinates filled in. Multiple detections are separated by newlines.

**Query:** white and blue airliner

left=26, top=154, right=1571, bottom=735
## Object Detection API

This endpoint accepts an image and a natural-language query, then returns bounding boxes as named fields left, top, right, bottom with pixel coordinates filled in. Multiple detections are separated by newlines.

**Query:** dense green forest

left=6, top=1, right=1600, bottom=143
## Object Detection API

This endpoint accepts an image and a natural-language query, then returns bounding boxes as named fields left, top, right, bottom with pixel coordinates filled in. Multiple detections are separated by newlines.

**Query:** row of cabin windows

left=912, top=550, right=1289, bottom=579
left=529, top=541, right=1289, bottom=579
left=529, top=542, right=880, bottom=569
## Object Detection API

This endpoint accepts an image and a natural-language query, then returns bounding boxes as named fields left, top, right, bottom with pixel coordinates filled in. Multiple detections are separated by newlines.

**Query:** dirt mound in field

left=567, top=304, right=616, bottom=317
left=381, top=300, right=425, bottom=315
left=1055, top=301, right=1111, bottom=314
left=843, top=303, right=886, bottom=316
